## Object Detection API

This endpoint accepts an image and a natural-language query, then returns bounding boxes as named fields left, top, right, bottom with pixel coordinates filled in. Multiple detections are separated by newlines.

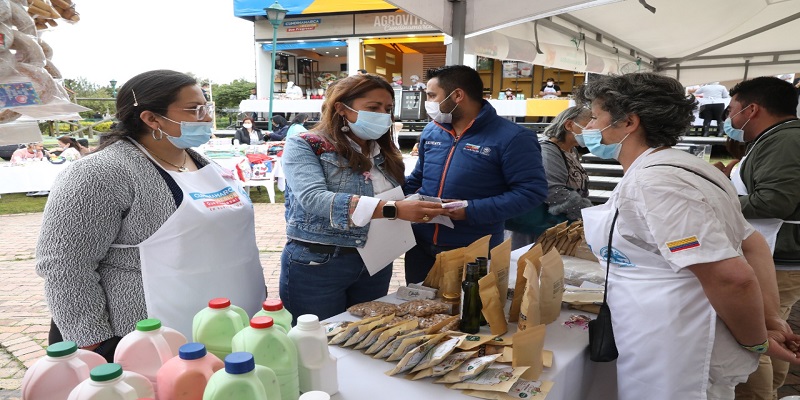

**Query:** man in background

left=403, top=65, right=548, bottom=284
left=695, top=82, right=730, bottom=136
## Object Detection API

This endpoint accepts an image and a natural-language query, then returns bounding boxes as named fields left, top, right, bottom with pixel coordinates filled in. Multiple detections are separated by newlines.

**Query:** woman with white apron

left=37, top=71, right=265, bottom=361
left=575, top=73, right=791, bottom=400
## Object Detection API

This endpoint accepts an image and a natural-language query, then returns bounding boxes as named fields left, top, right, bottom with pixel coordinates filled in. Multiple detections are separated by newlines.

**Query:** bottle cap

left=261, top=299, right=284, bottom=312
left=296, top=314, right=320, bottom=330
left=179, top=342, right=207, bottom=360
left=46, top=341, right=78, bottom=357
left=90, top=363, right=123, bottom=382
left=136, top=319, right=162, bottom=332
left=208, top=298, right=231, bottom=309
left=250, top=316, right=274, bottom=329
left=442, top=292, right=460, bottom=301
left=224, top=352, right=255, bottom=374
left=299, top=391, right=332, bottom=400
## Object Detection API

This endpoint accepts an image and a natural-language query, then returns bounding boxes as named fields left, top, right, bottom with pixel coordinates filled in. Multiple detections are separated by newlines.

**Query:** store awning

left=234, top=0, right=396, bottom=18
left=261, top=40, right=347, bottom=51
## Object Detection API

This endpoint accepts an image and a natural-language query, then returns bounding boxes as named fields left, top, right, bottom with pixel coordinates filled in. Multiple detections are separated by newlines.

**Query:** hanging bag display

left=588, top=209, right=619, bottom=362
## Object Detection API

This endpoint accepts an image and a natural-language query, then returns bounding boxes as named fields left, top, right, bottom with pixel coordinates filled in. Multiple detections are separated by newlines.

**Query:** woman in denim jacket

left=280, top=74, right=446, bottom=322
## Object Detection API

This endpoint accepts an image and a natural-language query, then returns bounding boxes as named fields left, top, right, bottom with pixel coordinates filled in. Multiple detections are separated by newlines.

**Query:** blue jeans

left=279, top=240, right=392, bottom=324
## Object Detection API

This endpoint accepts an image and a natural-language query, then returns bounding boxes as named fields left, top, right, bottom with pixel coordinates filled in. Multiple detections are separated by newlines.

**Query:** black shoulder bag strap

left=588, top=208, right=620, bottom=362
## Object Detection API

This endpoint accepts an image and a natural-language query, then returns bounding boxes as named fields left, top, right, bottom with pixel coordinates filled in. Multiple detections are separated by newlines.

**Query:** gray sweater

left=35, top=139, right=209, bottom=346
left=540, top=140, right=592, bottom=220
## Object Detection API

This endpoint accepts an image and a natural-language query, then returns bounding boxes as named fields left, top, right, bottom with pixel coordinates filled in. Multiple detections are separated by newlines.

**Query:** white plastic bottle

left=299, top=391, right=330, bottom=400
left=287, top=314, right=338, bottom=396
left=113, top=318, right=187, bottom=396
left=21, top=341, right=106, bottom=400
left=67, top=363, right=154, bottom=400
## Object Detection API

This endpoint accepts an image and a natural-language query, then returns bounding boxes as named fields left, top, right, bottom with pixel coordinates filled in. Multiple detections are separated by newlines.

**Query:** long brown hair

left=313, top=74, right=404, bottom=183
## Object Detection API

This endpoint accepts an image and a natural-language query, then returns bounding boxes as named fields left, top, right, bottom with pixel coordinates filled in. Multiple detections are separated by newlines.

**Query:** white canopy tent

left=387, top=0, right=800, bottom=86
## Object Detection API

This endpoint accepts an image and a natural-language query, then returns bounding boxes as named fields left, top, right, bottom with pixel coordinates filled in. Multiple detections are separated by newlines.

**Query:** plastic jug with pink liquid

left=156, top=342, right=224, bottom=400
left=232, top=316, right=299, bottom=400
left=202, top=352, right=281, bottom=400
left=192, top=297, right=249, bottom=360
left=67, top=363, right=154, bottom=400
left=253, top=299, right=293, bottom=333
left=113, top=318, right=187, bottom=396
left=21, top=341, right=106, bottom=400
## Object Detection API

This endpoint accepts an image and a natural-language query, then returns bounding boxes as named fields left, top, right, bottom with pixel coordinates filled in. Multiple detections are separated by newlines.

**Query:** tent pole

left=445, top=0, right=466, bottom=65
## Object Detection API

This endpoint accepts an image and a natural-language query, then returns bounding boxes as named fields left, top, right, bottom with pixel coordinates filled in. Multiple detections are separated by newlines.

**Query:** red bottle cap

left=262, top=299, right=284, bottom=312
left=250, top=316, right=274, bottom=329
left=208, top=298, right=231, bottom=309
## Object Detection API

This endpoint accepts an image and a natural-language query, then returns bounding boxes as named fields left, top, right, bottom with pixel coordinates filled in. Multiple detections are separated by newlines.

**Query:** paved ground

left=2, top=206, right=800, bottom=399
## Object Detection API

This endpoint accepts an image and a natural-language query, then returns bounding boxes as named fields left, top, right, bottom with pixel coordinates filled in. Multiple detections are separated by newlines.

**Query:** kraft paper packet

left=343, top=314, right=395, bottom=347
left=489, top=238, right=512, bottom=303
left=542, top=350, right=553, bottom=368
left=539, top=247, right=565, bottom=325
left=463, top=379, right=555, bottom=400
left=329, top=314, right=386, bottom=345
left=440, top=248, right=466, bottom=296
left=436, top=353, right=501, bottom=383
left=353, top=325, right=391, bottom=350
left=451, top=366, right=529, bottom=392
left=426, top=314, right=459, bottom=334
left=411, top=335, right=463, bottom=372
left=509, top=243, right=543, bottom=322
left=457, top=333, right=498, bottom=350
left=517, top=260, right=541, bottom=332
left=513, top=323, right=546, bottom=381
left=323, top=321, right=352, bottom=337
left=441, top=269, right=462, bottom=300
left=387, top=333, right=436, bottom=362
left=386, top=332, right=449, bottom=375
left=462, top=234, right=491, bottom=280
left=412, top=350, right=477, bottom=380
left=479, top=272, right=508, bottom=336
left=373, top=330, right=426, bottom=359
left=364, top=320, right=419, bottom=354
left=423, top=251, right=445, bottom=288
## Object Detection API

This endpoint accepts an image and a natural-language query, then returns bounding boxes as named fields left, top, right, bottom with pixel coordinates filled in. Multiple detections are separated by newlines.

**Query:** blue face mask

left=582, top=121, right=630, bottom=160
left=159, top=116, right=213, bottom=149
left=572, top=121, right=586, bottom=147
left=722, top=105, right=752, bottom=142
left=343, top=104, right=393, bottom=140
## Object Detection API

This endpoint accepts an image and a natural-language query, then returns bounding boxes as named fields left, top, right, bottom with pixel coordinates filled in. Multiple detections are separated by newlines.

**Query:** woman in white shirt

left=57, top=136, right=88, bottom=161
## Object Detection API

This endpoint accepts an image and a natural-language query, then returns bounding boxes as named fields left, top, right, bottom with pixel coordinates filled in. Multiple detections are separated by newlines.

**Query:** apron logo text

left=189, top=187, right=243, bottom=211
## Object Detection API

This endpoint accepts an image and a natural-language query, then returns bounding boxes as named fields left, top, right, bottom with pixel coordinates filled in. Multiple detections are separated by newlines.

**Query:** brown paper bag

left=509, top=244, right=543, bottom=322
left=479, top=272, right=508, bottom=336
left=538, top=247, right=565, bottom=325
left=462, top=234, right=491, bottom=280
left=518, top=260, right=541, bottom=332
left=513, top=323, right=546, bottom=381
left=423, top=251, right=446, bottom=288
left=490, top=238, right=512, bottom=302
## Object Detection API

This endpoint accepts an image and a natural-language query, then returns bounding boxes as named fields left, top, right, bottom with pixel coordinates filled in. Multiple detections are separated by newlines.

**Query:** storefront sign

left=364, top=13, right=437, bottom=33
left=255, top=14, right=352, bottom=40
left=284, top=18, right=322, bottom=32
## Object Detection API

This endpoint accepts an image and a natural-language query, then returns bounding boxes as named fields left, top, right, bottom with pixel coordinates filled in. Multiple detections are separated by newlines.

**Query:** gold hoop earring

left=151, top=128, right=164, bottom=141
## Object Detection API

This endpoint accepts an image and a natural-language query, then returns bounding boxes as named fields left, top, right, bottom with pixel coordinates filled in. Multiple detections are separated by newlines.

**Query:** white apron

left=730, top=120, right=800, bottom=254
left=582, top=149, right=756, bottom=400
left=112, top=140, right=266, bottom=338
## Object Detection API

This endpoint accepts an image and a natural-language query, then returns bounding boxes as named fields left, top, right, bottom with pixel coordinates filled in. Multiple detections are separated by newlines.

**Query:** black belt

left=293, top=240, right=359, bottom=254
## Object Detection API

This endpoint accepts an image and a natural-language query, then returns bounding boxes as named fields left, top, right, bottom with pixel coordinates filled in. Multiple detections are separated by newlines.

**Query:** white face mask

left=547, top=82, right=554, bottom=87
left=242, top=123, right=252, bottom=129
left=425, top=91, right=458, bottom=124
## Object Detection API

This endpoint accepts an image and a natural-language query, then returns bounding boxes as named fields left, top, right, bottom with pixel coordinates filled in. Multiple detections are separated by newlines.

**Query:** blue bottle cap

left=224, top=352, right=255, bottom=374
left=179, top=342, right=207, bottom=360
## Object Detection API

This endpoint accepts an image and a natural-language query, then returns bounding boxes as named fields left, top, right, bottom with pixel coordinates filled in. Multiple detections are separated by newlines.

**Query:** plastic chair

left=241, top=160, right=276, bottom=203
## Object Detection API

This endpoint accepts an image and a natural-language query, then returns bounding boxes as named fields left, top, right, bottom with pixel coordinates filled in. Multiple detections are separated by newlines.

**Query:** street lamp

left=265, top=0, right=287, bottom=131
left=109, top=79, right=117, bottom=98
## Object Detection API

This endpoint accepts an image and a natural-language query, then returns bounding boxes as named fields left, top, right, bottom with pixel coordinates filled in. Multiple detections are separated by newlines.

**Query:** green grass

left=0, top=193, right=49, bottom=215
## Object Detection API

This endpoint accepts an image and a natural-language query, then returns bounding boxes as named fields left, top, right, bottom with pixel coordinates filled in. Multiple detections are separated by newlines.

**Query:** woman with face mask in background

left=233, top=116, right=265, bottom=145
left=36, top=70, right=266, bottom=361
left=505, top=106, right=592, bottom=249
left=279, top=74, right=446, bottom=322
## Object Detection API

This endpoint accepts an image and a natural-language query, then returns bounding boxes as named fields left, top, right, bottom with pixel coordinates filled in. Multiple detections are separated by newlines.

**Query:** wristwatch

left=382, top=201, right=398, bottom=220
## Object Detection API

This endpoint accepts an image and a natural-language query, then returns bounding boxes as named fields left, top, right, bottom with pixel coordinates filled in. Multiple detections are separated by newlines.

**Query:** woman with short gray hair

left=505, top=106, right=592, bottom=249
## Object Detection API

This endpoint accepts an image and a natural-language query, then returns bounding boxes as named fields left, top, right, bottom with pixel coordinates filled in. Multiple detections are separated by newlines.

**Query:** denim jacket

left=282, top=133, right=400, bottom=247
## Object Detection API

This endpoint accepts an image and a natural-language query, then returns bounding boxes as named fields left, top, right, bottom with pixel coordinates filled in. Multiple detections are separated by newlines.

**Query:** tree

left=212, top=79, right=255, bottom=110
left=64, top=77, right=115, bottom=119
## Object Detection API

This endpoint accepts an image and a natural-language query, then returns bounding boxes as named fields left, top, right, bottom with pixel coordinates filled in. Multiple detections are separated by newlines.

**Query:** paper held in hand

left=357, top=186, right=415, bottom=275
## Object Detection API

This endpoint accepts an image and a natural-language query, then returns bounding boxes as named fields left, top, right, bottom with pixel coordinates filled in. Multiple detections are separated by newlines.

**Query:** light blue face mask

left=343, top=104, right=393, bottom=140
left=582, top=121, right=630, bottom=160
left=722, top=105, right=752, bottom=142
left=572, top=121, right=587, bottom=148
left=159, top=115, right=213, bottom=149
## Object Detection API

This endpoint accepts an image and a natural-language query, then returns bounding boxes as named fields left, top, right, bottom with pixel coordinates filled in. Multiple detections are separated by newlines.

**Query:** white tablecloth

left=0, top=162, right=68, bottom=194
left=326, top=292, right=617, bottom=400
left=239, top=99, right=323, bottom=114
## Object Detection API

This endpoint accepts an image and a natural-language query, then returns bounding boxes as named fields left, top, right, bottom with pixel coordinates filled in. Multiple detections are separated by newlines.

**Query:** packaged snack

left=424, top=314, right=459, bottom=334
left=539, top=247, right=565, bottom=325
left=385, top=332, right=448, bottom=376
left=435, top=354, right=501, bottom=383
left=353, top=325, right=391, bottom=351
left=328, top=314, right=384, bottom=345
left=457, top=334, right=498, bottom=351
left=412, top=351, right=477, bottom=380
left=451, top=365, right=529, bottom=392
left=518, top=260, right=541, bottom=332
left=509, top=244, right=543, bottom=322
left=478, top=272, right=508, bottom=336
left=411, top=336, right=462, bottom=372
left=373, top=330, right=426, bottom=359
left=397, top=300, right=450, bottom=317
left=490, top=239, right=512, bottom=303
left=346, top=301, right=400, bottom=318
left=364, top=321, right=418, bottom=355
left=513, top=324, right=546, bottom=380
left=342, top=315, right=393, bottom=347
left=463, top=379, right=554, bottom=399
left=386, top=334, right=435, bottom=362
left=323, top=321, right=351, bottom=337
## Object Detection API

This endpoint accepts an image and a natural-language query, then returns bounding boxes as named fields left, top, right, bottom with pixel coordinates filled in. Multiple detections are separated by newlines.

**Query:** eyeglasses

left=179, top=104, right=215, bottom=120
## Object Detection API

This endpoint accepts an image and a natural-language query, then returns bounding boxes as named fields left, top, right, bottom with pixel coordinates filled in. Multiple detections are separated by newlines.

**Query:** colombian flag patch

left=666, top=236, right=700, bottom=253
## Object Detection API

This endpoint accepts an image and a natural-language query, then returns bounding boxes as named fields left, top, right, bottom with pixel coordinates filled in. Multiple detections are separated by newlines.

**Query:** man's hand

left=444, top=206, right=467, bottom=220
left=766, top=328, right=800, bottom=364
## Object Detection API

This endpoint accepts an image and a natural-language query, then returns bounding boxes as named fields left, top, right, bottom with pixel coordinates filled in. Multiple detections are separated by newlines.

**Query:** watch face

left=383, top=203, right=397, bottom=219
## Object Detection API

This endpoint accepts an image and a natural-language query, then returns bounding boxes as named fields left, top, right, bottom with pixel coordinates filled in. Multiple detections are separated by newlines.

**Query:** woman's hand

left=395, top=200, right=447, bottom=223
